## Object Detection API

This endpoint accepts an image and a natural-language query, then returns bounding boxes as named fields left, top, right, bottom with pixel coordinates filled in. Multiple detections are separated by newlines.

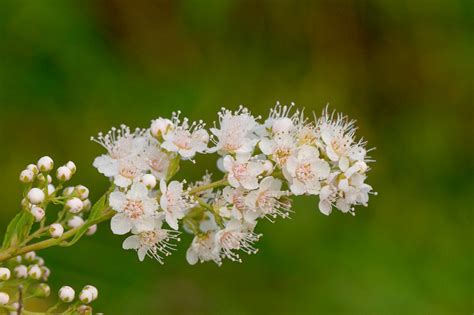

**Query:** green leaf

left=62, top=193, right=108, bottom=247
left=166, top=155, right=181, bottom=181
left=2, top=211, right=35, bottom=249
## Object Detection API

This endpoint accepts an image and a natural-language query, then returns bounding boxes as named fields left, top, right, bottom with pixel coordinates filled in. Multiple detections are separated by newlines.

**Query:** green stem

left=189, top=178, right=228, bottom=195
left=0, top=210, right=114, bottom=263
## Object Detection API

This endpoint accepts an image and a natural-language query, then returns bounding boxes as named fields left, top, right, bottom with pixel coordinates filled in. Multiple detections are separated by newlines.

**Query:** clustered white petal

left=93, top=102, right=375, bottom=265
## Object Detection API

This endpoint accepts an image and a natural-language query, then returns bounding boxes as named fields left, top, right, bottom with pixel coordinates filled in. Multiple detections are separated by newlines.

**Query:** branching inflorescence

left=0, top=102, right=375, bottom=314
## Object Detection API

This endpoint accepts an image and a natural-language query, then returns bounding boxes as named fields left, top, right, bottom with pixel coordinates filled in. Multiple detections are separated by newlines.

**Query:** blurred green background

left=0, top=1, right=472, bottom=314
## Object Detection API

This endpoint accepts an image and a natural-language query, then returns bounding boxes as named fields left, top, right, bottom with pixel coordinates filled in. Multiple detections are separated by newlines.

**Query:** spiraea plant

left=0, top=103, right=375, bottom=314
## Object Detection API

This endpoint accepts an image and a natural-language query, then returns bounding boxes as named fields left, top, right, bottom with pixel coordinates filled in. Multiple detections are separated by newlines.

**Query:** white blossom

left=186, top=232, right=221, bottom=265
left=122, top=220, right=181, bottom=263
left=19, top=169, right=35, bottom=183
left=284, top=145, right=330, bottom=195
left=161, top=112, right=209, bottom=159
left=215, top=219, right=261, bottom=263
left=109, top=183, right=158, bottom=235
left=245, top=176, right=292, bottom=221
left=92, top=125, right=147, bottom=186
left=220, top=187, right=259, bottom=225
left=222, top=154, right=264, bottom=190
left=159, top=180, right=194, bottom=230
left=209, top=106, right=259, bottom=155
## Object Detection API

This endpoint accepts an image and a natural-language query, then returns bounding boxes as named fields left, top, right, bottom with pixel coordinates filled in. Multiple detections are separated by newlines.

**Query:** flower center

left=232, top=164, right=248, bottom=180
left=125, top=199, right=144, bottom=219
left=274, top=147, right=291, bottom=165
left=173, top=130, right=192, bottom=149
left=296, top=163, right=314, bottom=182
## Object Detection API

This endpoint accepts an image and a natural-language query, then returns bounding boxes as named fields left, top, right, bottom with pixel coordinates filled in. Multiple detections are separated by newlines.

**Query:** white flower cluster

left=19, top=156, right=97, bottom=236
left=0, top=251, right=51, bottom=307
left=0, top=251, right=99, bottom=313
left=93, top=103, right=375, bottom=265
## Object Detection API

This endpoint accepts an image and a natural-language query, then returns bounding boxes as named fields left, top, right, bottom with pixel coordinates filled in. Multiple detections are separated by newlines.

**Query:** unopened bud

left=79, top=289, right=93, bottom=304
left=82, top=199, right=92, bottom=211
left=75, top=185, right=89, bottom=200
left=28, top=264, right=42, bottom=280
left=14, top=265, right=27, bottom=279
left=26, top=164, right=39, bottom=175
left=49, top=223, right=64, bottom=238
left=150, top=118, right=173, bottom=139
left=30, top=206, right=45, bottom=222
left=66, top=161, right=77, bottom=174
left=37, top=156, right=54, bottom=173
left=0, top=292, right=9, bottom=305
left=24, top=251, right=36, bottom=261
left=0, top=268, right=10, bottom=281
left=20, top=169, right=35, bottom=183
left=66, top=197, right=84, bottom=214
left=59, top=286, right=75, bottom=302
left=141, top=174, right=157, bottom=189
left=27, top=188, right=45, bottom=205
left=86, top=225, right=97, bottom=236
left=67, top=216, right=84, bottom=228
left=57, top=166, right=72, bottom=181
left=33, top=283, right=51, bottom=298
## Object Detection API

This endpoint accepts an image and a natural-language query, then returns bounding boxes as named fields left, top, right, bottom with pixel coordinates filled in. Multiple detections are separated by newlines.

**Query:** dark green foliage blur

left=0, top=1, right=472, bottom=314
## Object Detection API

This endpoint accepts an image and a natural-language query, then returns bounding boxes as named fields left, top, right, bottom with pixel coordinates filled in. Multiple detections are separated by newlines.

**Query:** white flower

left=27, top=188, right=45, bottom=205
left=59, top=286, right=75, bottom=302
left=261, top=102, right=301, bottom=135
left=161, top=112, right=209, bottom=159
left=318, top=171, right=374, bottom=215
left=317, top=109, right=366, bottom=163
left=245, top=176, right=292, bottom=221
left=49, top=223, right=64, bottom=238
left=144, top=144, right=171, bottom=180
left=109, top=183, right=158, bottom=235
left=92, top=125, right=147, bottom=181
left=223, top=154, right=264, bottom=190
left=215, top=219, right=261, bottom=263
left=221, top=187, right=259, bottom=225
left=112, top=157, right=148, bottom=188
left=259, top=133, right=297, bottom=167
left=186, top=232, right=221, bottom=265
left=284, top=145, right=330, bottom=195
left=0, top=268, right=10, bottom=281
left=209, top=106, right=259, bottom=155
left=122, top=220, right=181, bottom=263
left=37, top=156, right=54, bottom=172
left=159, top=180, right=194, bottom=230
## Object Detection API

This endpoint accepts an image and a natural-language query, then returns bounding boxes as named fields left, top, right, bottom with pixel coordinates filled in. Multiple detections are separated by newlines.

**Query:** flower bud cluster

left=93, top=102, right=375, bottom=265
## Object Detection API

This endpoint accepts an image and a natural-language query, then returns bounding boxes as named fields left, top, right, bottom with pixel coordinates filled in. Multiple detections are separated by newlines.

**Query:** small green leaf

left=62, top=193, right=108, bottom=247
left=2, top=211, right=35, bottom=249
left=166, top=155, right=181, bottom=181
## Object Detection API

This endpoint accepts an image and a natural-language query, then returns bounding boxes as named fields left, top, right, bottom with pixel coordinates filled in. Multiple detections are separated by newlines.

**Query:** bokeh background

left=0, top=1, right=472, bottom=314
